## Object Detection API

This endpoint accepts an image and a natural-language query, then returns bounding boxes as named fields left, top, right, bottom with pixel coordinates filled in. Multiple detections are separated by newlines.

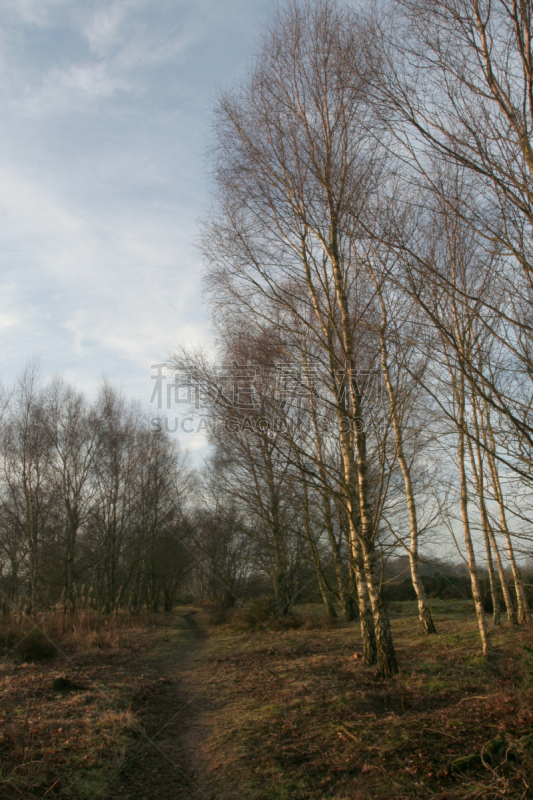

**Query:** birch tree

left=201, top=0, right=399, bottom=674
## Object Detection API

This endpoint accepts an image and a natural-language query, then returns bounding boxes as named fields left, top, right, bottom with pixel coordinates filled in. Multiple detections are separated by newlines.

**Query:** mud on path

left=109, top=611, right=212, bottom=800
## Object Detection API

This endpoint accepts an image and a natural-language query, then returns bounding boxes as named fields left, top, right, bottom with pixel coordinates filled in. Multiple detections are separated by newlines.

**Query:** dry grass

left=0, top=605, right=153, bottom=662
left=0, top=607, right=170, bottom=799
left=3, top=601, right=533, bottom=799
left=180, top=601, right=533, bottom=800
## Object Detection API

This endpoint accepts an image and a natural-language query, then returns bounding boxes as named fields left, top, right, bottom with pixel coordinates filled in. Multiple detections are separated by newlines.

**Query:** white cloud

left=0, top=284, right=23, bottom=333
left=1, top=0, right=68, bottom=26
left=82, top=0, right=149, bottom=57
left=0, top=165, right=119, bottom=286
left=0, top=0, right=272, bottom=408
left=17, top=46, right=147, bottom=118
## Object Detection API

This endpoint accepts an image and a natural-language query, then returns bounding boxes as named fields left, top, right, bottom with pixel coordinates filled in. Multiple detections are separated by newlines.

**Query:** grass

left=2, top=601, right=533, bottom=799
left=0, top=607, right=172, bottom=799
left=182, top=602, right=533, bottom=800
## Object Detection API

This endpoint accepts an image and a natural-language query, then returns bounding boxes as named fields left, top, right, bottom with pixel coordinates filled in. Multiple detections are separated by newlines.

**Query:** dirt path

left=109, top=611, right=212, bottom=800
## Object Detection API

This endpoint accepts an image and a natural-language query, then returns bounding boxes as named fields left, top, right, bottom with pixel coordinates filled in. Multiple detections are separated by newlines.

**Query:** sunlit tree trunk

left=481, top=399, right=530, bottom=625
left=468, top=395, right=516, bottom=625
left=455, top=370, right=493, bottom=655
left=378, top=312, right=436, bottom=634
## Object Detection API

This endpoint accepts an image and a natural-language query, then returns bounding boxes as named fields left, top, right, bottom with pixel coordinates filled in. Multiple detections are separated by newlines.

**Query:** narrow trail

left=109, top=611, right=212, bottom=800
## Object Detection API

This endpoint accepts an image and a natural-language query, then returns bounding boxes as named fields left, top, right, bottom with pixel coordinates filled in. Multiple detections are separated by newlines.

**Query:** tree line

left=0, top=366, right=191, bottom=615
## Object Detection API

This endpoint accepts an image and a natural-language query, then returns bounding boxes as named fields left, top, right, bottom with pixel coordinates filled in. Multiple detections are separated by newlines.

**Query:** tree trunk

left=379, top=321, right=436, bottom=634
left=482, top=401, right=530, bottom=625
left=467, top=395, right=516, bottom=625
left=362, top=548, right=399, bottom=677
left=456, top=376, right=493, bottom=656
left=352, top=548, right=377, bottom=665
left=304, top=352, right=356, bottom=621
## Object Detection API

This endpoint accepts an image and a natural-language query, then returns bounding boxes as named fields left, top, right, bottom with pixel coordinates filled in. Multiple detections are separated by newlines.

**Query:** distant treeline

left=0, top=367, right=191, bottom=614
left=383, top=567, right=533, bottom=611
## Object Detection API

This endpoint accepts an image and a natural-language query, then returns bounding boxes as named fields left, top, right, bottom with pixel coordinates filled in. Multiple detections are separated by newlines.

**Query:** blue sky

left=0, top=0, right=272, bottom=447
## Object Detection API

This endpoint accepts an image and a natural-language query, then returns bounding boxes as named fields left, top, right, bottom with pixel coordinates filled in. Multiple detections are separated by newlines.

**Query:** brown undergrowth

left=0, top=608, right=171, bottom=799
left=2, top=602, right=533, bottom=800
left=184, top=601, right=533, bottom=800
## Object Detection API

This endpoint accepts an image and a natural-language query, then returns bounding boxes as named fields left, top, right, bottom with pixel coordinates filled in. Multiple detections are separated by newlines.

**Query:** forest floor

left=2, top=601, right=533, bottom=799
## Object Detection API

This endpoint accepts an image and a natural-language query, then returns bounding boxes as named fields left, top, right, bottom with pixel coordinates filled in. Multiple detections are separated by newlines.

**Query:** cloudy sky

left=0, top=0, right=272, bottom=447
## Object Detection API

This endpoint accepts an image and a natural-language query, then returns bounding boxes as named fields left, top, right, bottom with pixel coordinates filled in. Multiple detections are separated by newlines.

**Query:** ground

left=1, top=601, right=533, bottom=799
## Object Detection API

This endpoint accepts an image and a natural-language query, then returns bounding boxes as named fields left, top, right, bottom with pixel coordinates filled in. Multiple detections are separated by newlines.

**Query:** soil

left=109, top=612, right=211, bottom=800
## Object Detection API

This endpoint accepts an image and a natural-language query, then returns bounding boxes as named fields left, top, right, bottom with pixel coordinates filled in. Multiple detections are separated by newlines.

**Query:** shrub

left=12, top=628, right=57, bottom=662
left=242, top=596, right=280, bottom=628
left=269, top=614, right=304, bottom=631
left=208, top=608, right=229, bottom=626
left=302, top=613, right=338, bottom=630
left=234, top=597, right=305, bottom=631
left=0, top=626, right=19, bottom=655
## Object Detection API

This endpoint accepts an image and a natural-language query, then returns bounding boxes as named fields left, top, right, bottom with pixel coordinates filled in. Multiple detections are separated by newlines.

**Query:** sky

left=0, top=0, right=273, bottom=450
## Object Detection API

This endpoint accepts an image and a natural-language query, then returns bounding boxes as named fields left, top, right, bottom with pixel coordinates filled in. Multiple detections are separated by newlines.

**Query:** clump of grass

left=522, top=644, right=533, bottom=688
left=0, top=605, right=169, bottom=799
left=270, top=614, right=304, bottom=631
left=12, top=628, right=57, bottom=662
left=208, top=608, right=229, bottom=626
left=188, top=602, right=533, bottom=800
left=0, top=593, right=164, bottom=659
left=302, top=613, right=338, bottom=630
left=231, top=597, right=304, bottom=631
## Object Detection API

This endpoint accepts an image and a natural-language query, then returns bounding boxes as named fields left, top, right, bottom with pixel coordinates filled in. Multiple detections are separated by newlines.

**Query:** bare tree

left=0, top=365, right=53, bottom=610
left=370, top=266, right=438, bottom=634
left=374, top=0, right=533, bottom=481
left=89, top=383, right=141, bottom=613
left=43, top=379, right=99, bottom=610
left=200, top=0, right=399, bottom=675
